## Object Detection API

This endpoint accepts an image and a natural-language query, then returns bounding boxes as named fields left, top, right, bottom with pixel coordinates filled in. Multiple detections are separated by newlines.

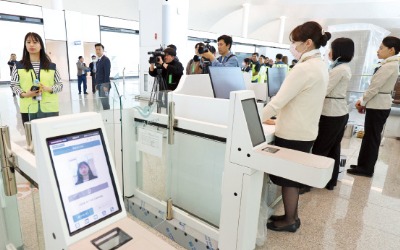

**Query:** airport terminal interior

left=1, top=0, right=400, bottom=250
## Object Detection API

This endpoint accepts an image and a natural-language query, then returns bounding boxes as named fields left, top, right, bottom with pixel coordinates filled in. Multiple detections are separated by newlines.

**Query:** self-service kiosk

left=218, top=91, right=334, bottom=249
left=30, top=112, right=176, bottom=249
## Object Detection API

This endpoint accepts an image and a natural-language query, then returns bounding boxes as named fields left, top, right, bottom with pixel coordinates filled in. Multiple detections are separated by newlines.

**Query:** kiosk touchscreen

left=47, top=128, right=122, bottom=236
left=241, top=98, right=266, bottom=147
left=209, top=67, right=246, bottom=99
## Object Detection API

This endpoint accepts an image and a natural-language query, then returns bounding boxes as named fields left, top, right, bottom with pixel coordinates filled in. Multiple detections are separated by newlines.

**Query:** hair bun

left=320, top=31, right=332, bottom=47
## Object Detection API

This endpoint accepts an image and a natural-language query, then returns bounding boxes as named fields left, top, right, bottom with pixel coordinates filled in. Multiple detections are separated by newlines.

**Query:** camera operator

left=200, top=35, right=239, bottom=67
left=149, top=47, right=183, bottom=91
left=186, top=42, right=204, bottom=75
left=148, top=48, right=183, bottom=109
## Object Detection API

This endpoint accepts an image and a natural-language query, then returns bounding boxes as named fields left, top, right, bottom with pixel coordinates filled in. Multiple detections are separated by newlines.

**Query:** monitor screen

left=241, top=98, right=266, bottom=147
left=267, top=67, right=287, bottom=97
left=209, top=67, right=246, bottom=99
left=47, top=129, right=122, bottom=236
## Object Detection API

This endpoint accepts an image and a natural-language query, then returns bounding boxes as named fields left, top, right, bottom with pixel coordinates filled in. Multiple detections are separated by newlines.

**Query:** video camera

left=197, top=39, right=212, bottom=54
left=148, top=47, right=165, bottom=66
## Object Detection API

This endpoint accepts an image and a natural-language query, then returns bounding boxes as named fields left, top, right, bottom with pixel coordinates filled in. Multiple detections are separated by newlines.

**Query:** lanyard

left=30, top=63, right=41, bottom=82
left=30, top=71, right=39, bottom=84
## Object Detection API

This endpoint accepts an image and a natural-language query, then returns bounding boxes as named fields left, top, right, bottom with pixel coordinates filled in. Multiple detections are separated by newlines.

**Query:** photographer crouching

left=148, top=47, right=184, bottom=109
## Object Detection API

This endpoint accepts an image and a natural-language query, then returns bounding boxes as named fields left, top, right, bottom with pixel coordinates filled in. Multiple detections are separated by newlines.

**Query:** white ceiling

left=11, top=0, right=400, bottom=44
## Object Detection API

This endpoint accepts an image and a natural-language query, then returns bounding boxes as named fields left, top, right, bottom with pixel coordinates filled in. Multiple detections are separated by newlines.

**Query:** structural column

left=241, top=3, right=251, bottom=38
left=278, top=16, right=286, bottom=44
left=138, top=0, right=189, bottom=97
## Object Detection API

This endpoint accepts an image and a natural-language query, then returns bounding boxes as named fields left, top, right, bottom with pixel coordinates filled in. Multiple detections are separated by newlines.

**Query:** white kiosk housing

left=218, top=90, right=334, bottom=249
left=31, top=112, right=176, bottom=249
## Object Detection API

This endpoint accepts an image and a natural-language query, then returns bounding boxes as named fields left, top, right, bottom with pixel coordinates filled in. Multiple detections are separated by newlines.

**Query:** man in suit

left=95, top=43, right=111, bottom=110
left=88, top=55, right=97, bottom=93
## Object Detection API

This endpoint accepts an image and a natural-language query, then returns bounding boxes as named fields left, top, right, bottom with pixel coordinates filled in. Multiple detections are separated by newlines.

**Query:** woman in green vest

left=10, top=32, right=63, bottom=124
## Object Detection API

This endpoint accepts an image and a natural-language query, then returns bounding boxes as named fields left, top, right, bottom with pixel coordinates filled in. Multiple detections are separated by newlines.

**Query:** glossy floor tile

left=259, top=135, right=400, bottom=250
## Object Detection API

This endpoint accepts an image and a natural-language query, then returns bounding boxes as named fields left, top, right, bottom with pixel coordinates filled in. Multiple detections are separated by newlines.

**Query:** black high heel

left=266, top=221, right=299, bottom=233
left=269, top=216, right=301, bottom=227
left=269, top=215, right=285, bottom=221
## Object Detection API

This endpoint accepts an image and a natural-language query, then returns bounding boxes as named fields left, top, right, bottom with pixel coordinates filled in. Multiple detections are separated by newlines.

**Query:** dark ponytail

left=290, top=21, right=331, bottom=49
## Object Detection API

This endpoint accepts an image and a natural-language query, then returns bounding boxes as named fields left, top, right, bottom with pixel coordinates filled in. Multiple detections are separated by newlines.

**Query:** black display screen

left=241, top=98, right=266, bottom=147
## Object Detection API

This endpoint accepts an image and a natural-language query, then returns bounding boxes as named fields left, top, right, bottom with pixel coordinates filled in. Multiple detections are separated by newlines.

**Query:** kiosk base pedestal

left=69, top=217, right=177, bottom=249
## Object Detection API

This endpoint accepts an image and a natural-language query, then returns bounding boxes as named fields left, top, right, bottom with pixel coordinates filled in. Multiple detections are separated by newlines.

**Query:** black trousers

left=91, top=74, right=96, bottom=93
left=357, top=108, right=390, bottom=174
left=312, top=114, right=349, bottom=187
left=97, top=83, right=110, bottom=110
left=157, top=91, right=169, bottom=108
left=269, top=136, right=314, bottom=188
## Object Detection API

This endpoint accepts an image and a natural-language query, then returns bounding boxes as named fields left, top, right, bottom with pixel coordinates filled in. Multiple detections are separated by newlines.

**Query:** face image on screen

left=209, top=67, right=246, bottom=99
left=241, top=98, right=266, bottom=147
left=267, top=67, right=287, bottom=97
left=47, top=129, right=121, bottom=236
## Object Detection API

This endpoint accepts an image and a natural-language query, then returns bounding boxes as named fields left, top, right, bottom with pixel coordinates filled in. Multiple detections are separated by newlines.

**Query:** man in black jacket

left=149, top=47, right=183, bottom=107
left=95, top=43, right=111, bottom=110
left=88, top=55, right=97, bottom=93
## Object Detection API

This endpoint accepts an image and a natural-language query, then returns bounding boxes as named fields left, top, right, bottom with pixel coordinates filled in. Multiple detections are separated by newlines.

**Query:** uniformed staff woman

left=262, top=21, right=331, bottom=232
left=347, top=36, right=400, bottom=177
left=312, top=38, right=355, bottom=190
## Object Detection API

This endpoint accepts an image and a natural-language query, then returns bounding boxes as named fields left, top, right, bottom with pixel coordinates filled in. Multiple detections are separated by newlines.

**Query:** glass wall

left=0, top=22, right=44, bottom=82
left=101, top=31, right=140, bottom=77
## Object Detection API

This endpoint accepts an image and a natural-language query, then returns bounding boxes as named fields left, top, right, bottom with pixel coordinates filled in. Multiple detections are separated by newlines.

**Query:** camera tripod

left=149, top=67, right=168, bottom=113
left=202, top=61, right=211, bottom=74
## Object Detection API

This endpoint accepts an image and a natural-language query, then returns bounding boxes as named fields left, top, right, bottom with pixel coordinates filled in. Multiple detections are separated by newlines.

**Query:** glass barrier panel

left=167, top=131, right=225, bottom=227
left=131, top=90, right=171, bottom=202
left=134, top=120, right=169, bottom=201
left=0, top=168, right=24, bottom=249
left=14, top=171, right=42, bottom=250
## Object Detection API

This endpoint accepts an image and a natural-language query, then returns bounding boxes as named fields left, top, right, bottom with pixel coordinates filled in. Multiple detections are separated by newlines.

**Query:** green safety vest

left=251, top=63, right=259, bottom=81
left=258, top=65, right=267, bottom=83
left=16, top=62, right=59, bottom=113
left=273, top=63, right=289, bottom=71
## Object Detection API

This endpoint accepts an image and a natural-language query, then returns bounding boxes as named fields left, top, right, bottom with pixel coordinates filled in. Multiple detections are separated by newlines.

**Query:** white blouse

left=361, top=55, right=399, bottom=109
left=262, top=49, right=329, bottom=141
left=321, top=63, right=352, bottom=116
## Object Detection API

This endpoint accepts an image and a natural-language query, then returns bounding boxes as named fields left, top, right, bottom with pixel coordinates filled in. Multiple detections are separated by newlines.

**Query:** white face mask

left=290, top=42, right=304, bottom=60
